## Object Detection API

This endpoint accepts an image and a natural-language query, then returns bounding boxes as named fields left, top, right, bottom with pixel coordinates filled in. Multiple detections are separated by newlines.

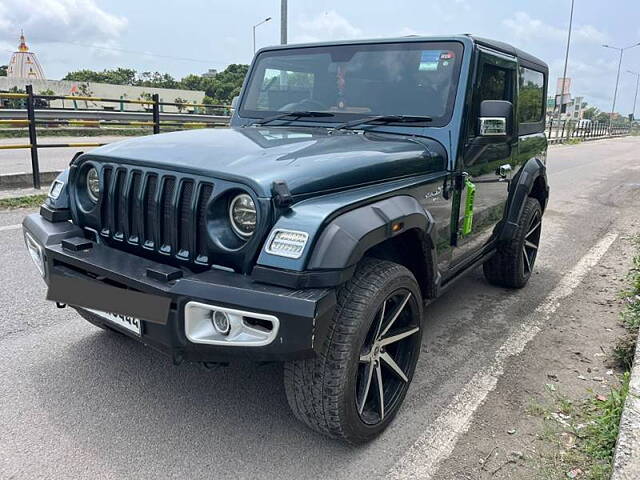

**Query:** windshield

left=240, top=41, right=464, bottom=127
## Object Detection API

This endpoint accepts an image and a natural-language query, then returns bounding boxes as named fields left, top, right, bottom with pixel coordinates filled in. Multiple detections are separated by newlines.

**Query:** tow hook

left=56, top=302, right=67, bottom=309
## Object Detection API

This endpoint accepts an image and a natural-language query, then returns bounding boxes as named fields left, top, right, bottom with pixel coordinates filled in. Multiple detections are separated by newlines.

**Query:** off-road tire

left=284, top=258, right=423, bottom=444
left=483, top=196, right=542, bottom=288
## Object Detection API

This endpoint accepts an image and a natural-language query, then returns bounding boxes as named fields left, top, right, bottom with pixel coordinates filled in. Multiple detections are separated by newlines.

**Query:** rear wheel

left=483, top=196, right=542, bottom=288
left=284, top=258, right=423, bottom=443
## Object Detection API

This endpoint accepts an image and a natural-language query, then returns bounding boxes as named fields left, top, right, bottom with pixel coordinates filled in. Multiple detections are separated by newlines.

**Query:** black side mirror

left=479, top=100, right=513, bottom=137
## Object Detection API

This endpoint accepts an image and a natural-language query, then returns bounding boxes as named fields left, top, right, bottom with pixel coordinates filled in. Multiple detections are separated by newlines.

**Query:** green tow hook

left=462, top=177, right=476, bottom=236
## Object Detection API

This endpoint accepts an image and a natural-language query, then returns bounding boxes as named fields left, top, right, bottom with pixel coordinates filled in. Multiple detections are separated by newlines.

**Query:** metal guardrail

left=0, top=85, right=231, bottom=188
left=546, top=118, right=631, bottom=143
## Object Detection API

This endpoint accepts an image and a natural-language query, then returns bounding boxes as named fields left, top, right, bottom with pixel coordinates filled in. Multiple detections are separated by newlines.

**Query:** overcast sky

left=1, top=0, right=640, bottom=113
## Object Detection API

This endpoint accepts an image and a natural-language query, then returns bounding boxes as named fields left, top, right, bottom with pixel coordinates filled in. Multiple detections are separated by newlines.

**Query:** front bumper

left=22, top=213, right=336, bottom=363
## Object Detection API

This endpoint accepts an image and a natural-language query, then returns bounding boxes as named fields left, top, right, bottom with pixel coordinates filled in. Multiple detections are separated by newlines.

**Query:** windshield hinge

left=271, top=180, right=294, bottom=209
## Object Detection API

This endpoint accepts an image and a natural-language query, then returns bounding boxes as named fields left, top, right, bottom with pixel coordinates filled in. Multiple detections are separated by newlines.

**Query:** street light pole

left=281, top=0, right=288, bottom=45
left=253, top=17, right=272, bottom=54
left=602, top=42, right=640, bottom=131
left=557, top=0, right=574, bottom=123
left=627, top=70, right=640, bottom=121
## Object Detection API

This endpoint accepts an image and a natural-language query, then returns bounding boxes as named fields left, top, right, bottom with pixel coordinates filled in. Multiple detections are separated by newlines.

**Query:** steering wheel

left=279, top=98, right=326, bottom=111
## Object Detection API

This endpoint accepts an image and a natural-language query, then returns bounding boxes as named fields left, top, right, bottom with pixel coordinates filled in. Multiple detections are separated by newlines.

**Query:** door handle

left=496, top=164, right=512, bottom=178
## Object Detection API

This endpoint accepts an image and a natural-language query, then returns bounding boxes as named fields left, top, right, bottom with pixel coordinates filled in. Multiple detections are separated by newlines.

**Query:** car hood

left=85, top=126, right=446, bottom=197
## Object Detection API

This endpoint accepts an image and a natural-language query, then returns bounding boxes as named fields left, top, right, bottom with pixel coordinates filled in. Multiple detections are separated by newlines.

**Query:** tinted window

left=241, top=42, right=464, bottom=127
left=518, top=67, right=544, bottom=123
left=478, top=64, right=510, bottom=102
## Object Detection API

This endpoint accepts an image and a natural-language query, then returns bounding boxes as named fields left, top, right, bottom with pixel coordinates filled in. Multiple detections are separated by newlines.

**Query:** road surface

left=0, top=137, right=639, bottom=479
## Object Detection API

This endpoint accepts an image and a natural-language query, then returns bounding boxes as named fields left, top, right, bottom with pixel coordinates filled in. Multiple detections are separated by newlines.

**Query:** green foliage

left=61, top=64, right=249, bottom=105
left=583, top=106, right=600, bottom=120
left=0, top=65, right=7, bottom=76
left=174, top=97, right=188, bottom=112
left=0, top=194, right=47, bottom=209
left=63, top=67, right=137, bottom=85
left=1, top=86, right=26, bottom=108
left=582, top=373, right=630, bottom=462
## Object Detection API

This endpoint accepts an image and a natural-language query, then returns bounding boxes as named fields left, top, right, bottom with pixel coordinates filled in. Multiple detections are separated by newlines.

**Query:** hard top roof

left=258, top=34, right=548, bottom=72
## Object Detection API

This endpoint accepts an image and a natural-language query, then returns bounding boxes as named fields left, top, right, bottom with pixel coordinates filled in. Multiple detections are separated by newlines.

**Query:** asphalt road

left=1, top=137, right=639, bottom=479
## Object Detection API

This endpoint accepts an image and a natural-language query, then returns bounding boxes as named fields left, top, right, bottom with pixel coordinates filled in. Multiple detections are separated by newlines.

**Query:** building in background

left=7, top=32, right=45, bottom=80
left=2, top=32, right=206, bottom=113
left=202, top=69, right=218, bottom=78
left=548, top=77, right=586, bottom=122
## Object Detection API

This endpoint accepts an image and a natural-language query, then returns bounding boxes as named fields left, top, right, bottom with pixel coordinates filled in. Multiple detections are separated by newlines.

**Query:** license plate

left=87, top=309, right=142, bottom=336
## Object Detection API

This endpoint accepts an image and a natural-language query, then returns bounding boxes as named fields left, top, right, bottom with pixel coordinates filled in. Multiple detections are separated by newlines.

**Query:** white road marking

left=388, top=231, right=619, bottom=480
left=0, top=224, right=21, bottom=232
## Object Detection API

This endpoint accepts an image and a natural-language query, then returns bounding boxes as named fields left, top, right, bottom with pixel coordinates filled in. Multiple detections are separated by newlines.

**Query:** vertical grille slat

left=195, top=183, right=213, bottom=263
left=99, top=167, right=113, bottom=235
left=113, top=170, right=126, bottom=240
left=143, top=174, right=158, bottom=249
left=96, top=166, right=213, bottom=266
left=177, top=180, right=194, bottom=259
left=159, top=177, right=176, bottom=254
left=127, top=172, right=142, bottom=243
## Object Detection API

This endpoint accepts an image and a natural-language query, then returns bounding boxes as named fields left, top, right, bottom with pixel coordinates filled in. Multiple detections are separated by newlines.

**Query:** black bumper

left=22, top=214, right=336, bottom=363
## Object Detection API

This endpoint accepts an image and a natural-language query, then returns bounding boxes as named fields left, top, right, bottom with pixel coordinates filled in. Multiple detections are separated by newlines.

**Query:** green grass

left=532, top=381, right=630, bottom=480
left=0, top=194, right=47, bottom=209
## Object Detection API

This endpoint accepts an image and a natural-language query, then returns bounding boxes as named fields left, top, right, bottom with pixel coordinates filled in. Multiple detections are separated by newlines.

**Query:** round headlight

left=86, top=167, right=100, bottom=203
left=229, top=193, right=257, bottom=238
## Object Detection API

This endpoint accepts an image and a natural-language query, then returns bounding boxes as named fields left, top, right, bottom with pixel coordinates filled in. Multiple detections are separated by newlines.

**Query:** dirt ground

left=433, top=225, right=640, bottom=478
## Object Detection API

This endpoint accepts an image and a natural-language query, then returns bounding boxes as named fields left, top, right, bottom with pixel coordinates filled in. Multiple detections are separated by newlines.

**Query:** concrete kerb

left=0, top=171, right=60, bottom=191
left=611, top=333, right=640, bottom=480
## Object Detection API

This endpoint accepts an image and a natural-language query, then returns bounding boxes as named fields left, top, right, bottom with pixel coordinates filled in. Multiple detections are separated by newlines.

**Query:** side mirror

left=231, top=96, right=239, bottom=110
left=479, top=100, right=513, bottom=137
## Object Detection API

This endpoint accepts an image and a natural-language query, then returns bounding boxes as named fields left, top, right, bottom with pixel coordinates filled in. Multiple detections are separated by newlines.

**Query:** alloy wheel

left=522, top=210, right=542, bottom=274
left=355, top=289, right=420, bottom=425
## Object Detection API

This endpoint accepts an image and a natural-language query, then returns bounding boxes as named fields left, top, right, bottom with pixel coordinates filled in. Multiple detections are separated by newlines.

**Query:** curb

left=611, top=333, right=640, bottom=480
left=0, top=171, right=61, bottom=190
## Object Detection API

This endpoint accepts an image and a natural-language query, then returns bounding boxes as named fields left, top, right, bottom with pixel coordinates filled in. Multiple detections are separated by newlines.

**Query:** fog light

left=24, top=231, right=45, bottom=277
left=212, top=311, right=231, bottom=335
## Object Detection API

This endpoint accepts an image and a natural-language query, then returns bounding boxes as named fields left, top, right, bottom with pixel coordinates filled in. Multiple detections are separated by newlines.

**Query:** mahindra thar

left=23, top=35, right=549, bottom=443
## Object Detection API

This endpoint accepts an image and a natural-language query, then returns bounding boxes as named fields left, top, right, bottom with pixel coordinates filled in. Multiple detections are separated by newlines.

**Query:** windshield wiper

left=334, top=115, right=433, bottom=130
left=251, top=111, right=335, bottom=126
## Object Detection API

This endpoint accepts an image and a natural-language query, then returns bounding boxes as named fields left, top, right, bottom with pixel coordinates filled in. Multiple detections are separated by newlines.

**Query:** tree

left=582, top=106, right=600, bottom=120
left=63, top=67, right=137, bottom=85
left=0, top=65, right=7, bottom=76
left=174, top=97, right=188, bottom=112
left=61, top=63, right=250, bottom=106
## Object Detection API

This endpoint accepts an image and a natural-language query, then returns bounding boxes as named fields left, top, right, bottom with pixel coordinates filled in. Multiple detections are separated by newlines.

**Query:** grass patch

left=0, top=194, right=47, bottom=209
left=565, top=138, right=583, bottom=145
left=532, top=380, right=630, bottom=480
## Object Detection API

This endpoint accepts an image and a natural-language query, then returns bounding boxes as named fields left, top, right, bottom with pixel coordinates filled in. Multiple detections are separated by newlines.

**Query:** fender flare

left=499, top=157, right=548, bottom=243
left=307, top=195, right=434, bottom=271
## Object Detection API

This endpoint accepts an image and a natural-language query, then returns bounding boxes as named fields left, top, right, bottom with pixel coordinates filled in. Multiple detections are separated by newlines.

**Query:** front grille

left=98, top=167, right=213, bottom=264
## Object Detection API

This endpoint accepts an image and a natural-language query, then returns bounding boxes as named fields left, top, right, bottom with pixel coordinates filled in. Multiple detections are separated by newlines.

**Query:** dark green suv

left=23, top=35, right=549, bottom=443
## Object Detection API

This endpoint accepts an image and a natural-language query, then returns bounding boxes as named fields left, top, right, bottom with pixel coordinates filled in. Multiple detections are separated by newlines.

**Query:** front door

left=450, top=50, right=517, bottom=265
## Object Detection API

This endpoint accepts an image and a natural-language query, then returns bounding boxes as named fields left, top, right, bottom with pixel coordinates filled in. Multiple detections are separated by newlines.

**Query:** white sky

left=1, top=0, right=640, bottom=114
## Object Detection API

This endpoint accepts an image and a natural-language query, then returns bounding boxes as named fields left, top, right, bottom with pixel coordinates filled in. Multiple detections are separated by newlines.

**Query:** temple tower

left=7, top=32, right=45, bottom=79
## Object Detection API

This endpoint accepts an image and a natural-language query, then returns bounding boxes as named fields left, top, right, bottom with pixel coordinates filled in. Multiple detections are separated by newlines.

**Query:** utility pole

left=627, top=70, right=640, bottom=121
left=602, top=42, right=640, bottom=131
left=557, top=0, right=574, bottom=124
left=281, top=0, right=288, bottom=45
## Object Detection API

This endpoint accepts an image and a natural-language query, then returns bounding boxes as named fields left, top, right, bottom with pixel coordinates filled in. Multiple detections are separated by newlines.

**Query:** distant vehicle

left=23, top=35, right=549, bottom=443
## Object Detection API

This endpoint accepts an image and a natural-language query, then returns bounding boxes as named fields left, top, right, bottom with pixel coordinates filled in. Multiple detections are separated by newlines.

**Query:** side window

left=479, top=64, right=512, bottom=102
left=518, top=67, right=544, bottom=124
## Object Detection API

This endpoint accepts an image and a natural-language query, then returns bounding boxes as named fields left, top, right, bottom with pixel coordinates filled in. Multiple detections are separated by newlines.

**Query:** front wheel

left=284, top=258, right=423, bottom=443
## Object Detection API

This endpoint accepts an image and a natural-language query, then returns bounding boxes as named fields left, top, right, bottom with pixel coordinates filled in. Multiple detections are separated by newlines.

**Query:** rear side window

left=518, top=67, right=544, bottom=123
